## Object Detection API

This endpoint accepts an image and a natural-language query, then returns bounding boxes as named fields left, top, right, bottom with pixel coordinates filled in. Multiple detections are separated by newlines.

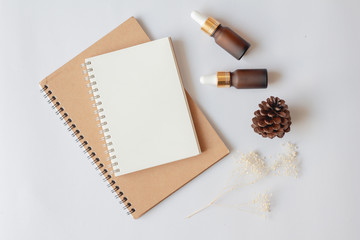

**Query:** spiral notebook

left=40, top=17, right=229, bottom=219
left=83, top=37, right=201, bottom=176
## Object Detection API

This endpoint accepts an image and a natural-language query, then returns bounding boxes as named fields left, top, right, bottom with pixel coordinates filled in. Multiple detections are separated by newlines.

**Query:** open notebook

left=40, top=17, right=229, bottom=219
left=84, top=38, right=200, bottom=176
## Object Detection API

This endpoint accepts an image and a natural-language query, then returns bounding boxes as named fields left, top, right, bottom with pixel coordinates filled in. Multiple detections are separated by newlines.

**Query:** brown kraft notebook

left=39, top=17, right=229, bottom=219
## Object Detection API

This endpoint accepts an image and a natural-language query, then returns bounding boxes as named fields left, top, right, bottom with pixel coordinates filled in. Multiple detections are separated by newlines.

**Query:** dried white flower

left=187, top=142, right=299, bottom=219
left=230, top=151, right=269, bottom=185
left=215, top=192, right=272, bottom=218
left=252, top=192, right=272, bottom=214
left=271, top=142, right=299, bottom=177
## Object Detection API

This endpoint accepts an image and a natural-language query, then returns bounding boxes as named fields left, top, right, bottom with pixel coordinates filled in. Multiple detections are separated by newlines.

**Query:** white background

left=1, top=0, right=359, bottom=239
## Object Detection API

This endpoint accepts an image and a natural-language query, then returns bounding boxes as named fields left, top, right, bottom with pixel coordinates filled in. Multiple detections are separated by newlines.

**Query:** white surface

left=1, top=0, right=360, bottom=239
left=200, top=73, right=218, bottom=86
left=85, top=38, right=200, bottom=176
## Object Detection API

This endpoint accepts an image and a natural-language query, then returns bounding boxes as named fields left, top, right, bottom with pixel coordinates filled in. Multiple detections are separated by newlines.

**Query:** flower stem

left=186, top=186, right=236, bottom=218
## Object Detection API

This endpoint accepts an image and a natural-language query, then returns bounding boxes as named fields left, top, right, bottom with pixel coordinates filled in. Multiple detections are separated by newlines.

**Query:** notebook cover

left=40, top=17, right=229, bottom=219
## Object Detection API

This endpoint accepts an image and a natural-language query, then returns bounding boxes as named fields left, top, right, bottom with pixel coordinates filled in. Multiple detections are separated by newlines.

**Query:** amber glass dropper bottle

left=200, top=69, right=268, bottom=89
left=191, top=11, right=250, bottom=60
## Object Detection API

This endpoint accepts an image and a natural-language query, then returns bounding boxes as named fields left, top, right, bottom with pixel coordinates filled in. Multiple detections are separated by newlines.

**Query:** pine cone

left=251, top=96, right=291, bottom=139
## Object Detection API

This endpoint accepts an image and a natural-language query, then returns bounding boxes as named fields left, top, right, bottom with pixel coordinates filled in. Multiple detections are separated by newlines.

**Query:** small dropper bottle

left=191, top=11, right=251, bottom=60
left=200, top=69, right=268, bottom=89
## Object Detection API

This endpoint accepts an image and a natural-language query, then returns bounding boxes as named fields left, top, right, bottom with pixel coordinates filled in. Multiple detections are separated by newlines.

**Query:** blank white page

left=85, top=38, right=200, bottom=176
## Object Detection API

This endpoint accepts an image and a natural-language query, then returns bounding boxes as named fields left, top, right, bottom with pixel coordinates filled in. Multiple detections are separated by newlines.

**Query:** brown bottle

left=191, top=11, right=250, bottom=60
left=200, top=69, right=268, bottom=89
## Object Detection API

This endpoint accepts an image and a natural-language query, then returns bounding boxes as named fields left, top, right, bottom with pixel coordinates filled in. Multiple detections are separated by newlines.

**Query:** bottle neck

left=201, top=17, right=220, bottom=36
left=217, top=72, right=231, bottom=87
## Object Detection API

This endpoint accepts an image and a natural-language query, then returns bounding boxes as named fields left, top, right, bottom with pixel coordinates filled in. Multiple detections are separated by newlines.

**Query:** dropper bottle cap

left=191, top=11, right=220, bottom=36
left=200, top=72, right=231, bottom=88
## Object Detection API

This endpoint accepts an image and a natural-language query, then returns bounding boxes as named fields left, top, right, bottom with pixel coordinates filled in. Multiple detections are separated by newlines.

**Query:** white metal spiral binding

left=40, top=83, right=135, bottom=215
left=81, top=61, right=121, bottom=175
